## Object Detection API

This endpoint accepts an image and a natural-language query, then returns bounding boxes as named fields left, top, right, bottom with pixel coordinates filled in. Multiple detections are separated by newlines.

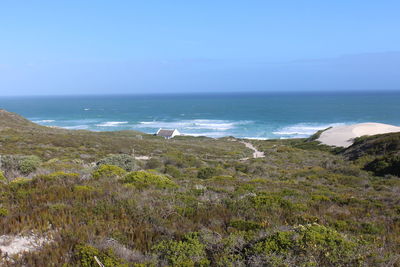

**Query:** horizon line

left=1, top=89, right=400, bottom=98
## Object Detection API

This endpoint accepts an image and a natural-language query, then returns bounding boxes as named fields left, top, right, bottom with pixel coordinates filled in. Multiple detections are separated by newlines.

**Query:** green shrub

left=229, top=219, right=262, bottom=231
left=98, top=154, right=137, bottom=171
left=74, top=185, right=96, bottom=193
left=253, top=231, right=293, bottom=254
left=197, top=167, right=217, bottom=179
left=209, top=175, right=236, bottom=185
left=251, top=223, right=361, bottom=266
left=365, top=155, right=400, bottom=176
left=311, top=194, right=331, bottom=202
left=145, top=158, right=163, bottom=169
left=165, top=165, right=182, bottom=178
left=1, top=155, right=41, bottom=175
left=92, top=164, right=126, bottom=179
left=164, top=151, right=199, bottom=168
left=46, top=171, right=79, bottom=180
left=152, top=232, right=209, bottom=266
left=360, top=222, right=383, bottom=234
left=0, top=171, right=6, bottom=182
left=1, top=155, right=21, bottom=173
left=123, top=171, right=177, bottom=189
left=9, top=177, right=31, bottom=186
left=251, top=193, right=294, bottom=210
left=19, top=155, right=42, bottom=174
left=75, top=244, right=128, bottom=267
left=233, top=162, right=248, bottom=173
left=332, top=220, right=350, bottom=231
left=0, top=207, right=9, bottom=217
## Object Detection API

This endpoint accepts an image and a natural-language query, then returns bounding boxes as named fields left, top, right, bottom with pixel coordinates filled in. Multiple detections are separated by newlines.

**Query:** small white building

left=155, top=128, right=180, bottom=139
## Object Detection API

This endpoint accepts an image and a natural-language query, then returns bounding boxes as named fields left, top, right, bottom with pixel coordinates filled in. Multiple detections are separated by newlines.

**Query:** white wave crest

left=242, top=137, right=270, bottom=140
left=96, top=121, right=129, bottom=127
left=63, top=125, right=90, bottom=130
left=137, top=119, right=250, bottom=132
left=272, top=123, right=347, bottom=138
left=183, top=132, right=230, bottom=138
left=33, top=120, right=55, bottom=123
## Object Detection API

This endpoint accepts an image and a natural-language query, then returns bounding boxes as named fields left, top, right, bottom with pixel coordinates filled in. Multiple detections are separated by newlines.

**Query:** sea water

left=0, top=91, right=399, bottom=139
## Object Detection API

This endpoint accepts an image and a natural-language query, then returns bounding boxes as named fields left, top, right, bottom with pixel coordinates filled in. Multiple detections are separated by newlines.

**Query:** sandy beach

left=317, top=123, right=400, bottom=147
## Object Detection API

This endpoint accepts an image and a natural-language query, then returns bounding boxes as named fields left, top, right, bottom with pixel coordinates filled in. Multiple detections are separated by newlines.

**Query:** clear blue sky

left=1, top=1, right=400, bottom=95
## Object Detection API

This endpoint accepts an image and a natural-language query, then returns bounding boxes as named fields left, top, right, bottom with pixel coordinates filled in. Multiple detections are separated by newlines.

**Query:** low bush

left=19, top=155, right=42, bottom=174
left=197, top=167, right=217, bottom=179
left=251, top=193, right=297, bottom=211
left=364, top=155, right=400, bottom=176
left=98, top=154, right=137, bottom=171
left=0, top=171, right=6, bottom=182
left=122, top=171, right=177, bottom=189
left=229, top=219, right=262, bottom=231
left=45, top=171, right=79, bottom=180
left=74, top=185, right=96, bottom=194
left=9, top=177, right=31, bottom=186
left=145, top=158, right=163, bottom=169
left=1, top=155, right=41, bottom=175
left=164, top=151, right=200, bottom=168
left=0, top=207, right=9, bottom=217
left=251, top=223, right=362, bottom=266
left=75, top=244, right=128, bottom=267
left=164, top=165, right=182, bottom=178
left=92, top=164, right=126, bottom=179
left=152, top=233, right=209, bottom=266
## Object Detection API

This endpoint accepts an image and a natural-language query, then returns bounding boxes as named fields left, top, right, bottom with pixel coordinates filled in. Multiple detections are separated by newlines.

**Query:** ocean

left=0, top=92, right=399, bottom=139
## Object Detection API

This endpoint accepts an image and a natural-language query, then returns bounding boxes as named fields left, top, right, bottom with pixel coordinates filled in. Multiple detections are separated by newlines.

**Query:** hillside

left=342, top=132, right=400, bottom=176
left=0, top=111, right=399, bottom=266
left=0, top=109, right=44, bottom=131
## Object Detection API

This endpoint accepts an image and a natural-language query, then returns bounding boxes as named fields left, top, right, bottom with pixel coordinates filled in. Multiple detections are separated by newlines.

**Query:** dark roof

left=157, top=129, right=175, bottom=137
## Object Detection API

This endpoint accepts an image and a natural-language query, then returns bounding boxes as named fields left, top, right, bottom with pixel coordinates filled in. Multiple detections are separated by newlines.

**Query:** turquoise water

left=0, top=92, right=399, bottom=139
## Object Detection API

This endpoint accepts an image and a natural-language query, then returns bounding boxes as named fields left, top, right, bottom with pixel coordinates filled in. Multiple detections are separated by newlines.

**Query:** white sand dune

left=317, top=123, right=400, bottom=147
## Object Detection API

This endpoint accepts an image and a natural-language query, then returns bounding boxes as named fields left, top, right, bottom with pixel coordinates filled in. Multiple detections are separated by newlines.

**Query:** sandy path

left=240, top=141, right=265, bottom=159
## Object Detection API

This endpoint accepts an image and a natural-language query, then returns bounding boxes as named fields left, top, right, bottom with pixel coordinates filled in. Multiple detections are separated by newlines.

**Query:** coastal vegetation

left=0, top=110, right=399, bottom=266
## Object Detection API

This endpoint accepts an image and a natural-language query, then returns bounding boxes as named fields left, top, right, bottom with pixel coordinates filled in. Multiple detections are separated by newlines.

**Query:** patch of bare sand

left=317, top=123, right=400, bottom=147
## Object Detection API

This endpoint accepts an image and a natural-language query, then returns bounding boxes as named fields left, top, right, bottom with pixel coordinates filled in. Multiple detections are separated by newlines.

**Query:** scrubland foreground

left=0, top=109, right=399, bottom=266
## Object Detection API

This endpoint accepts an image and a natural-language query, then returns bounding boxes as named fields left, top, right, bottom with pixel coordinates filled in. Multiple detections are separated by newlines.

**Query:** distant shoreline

left=1, top=92, right=400, bottom=139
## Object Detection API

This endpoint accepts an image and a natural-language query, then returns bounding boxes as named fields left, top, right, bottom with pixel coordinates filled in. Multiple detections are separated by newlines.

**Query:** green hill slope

left=343, top=132, right=400, bottom=176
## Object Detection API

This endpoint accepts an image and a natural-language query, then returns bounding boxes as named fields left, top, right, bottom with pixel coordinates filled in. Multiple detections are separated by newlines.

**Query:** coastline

left=1, top=92, right=400, bottom=139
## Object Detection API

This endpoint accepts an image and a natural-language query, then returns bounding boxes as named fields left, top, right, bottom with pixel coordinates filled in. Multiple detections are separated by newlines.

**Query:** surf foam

left=272, top=123, right=348, bottom=138
left=96, top=121, right=129, bottom=127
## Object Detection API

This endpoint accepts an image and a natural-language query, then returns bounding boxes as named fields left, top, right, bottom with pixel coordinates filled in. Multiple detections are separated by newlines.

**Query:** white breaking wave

left=135, top=119, right=253, bottom=138
left=63, top=125, right=90, bottom=130
left=242, top=137, right=270, bottom=140
left=96, top=121, right=129, bottom=127
left=137, top=119, right=250, bottom=132
left=184, top=132, right=231, bottom=138
left=33, top=120, right=55, bottom=123
left=272, top=123, right=348, bottom=138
